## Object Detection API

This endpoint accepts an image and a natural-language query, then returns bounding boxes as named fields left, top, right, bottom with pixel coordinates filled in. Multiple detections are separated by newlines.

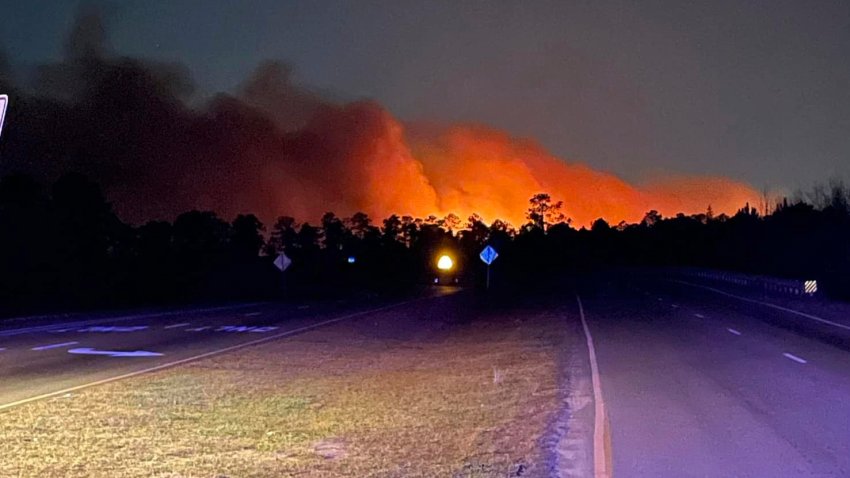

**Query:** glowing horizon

left=264, top=101, right=760, bottom=228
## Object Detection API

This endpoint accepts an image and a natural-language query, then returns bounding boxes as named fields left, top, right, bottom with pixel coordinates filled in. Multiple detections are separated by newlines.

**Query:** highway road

left=5, top=276, right=850, bottom=477
left=582, top=275, right=850, bottom=477
left=0, top=296, right=437, bottom=411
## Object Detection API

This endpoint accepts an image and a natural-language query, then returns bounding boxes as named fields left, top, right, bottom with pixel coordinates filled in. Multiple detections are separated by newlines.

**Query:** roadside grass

left=1, top=306, right=567, bottom=477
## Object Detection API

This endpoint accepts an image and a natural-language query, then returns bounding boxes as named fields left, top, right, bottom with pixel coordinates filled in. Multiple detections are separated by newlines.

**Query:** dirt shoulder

left=1, top=294, right=572, bottom=477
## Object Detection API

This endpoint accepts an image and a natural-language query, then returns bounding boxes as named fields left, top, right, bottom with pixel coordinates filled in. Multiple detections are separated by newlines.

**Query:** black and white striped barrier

left=804, top=280, right=818, bottom=295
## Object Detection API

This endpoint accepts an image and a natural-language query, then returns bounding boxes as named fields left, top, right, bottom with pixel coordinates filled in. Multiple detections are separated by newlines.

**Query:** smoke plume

left=0, top=10, right=758, bottom=227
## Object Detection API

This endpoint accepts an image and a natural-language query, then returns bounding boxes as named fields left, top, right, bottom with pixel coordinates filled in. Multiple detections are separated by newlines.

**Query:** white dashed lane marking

left=215, top=325, right=279, bottom=333
left=164, top=323, right=191, bottom=329
left=727, top=328, right=742, bottom=336
left=68, top=347, right=163, bottom=358
left=694, top=313, right=706, bottom=319
left=77, top=326, right=148, bottom=333
left=32, top=341, right=79, bottom=351
left=243, top=312, right=262, bottom=317
left=783, top=353, right=807, bottom=364
left=0, top=298, right=423, bottom=412
left=674, top=280, right=850, bottom=332
left=0, top=303, right=266, bottom=338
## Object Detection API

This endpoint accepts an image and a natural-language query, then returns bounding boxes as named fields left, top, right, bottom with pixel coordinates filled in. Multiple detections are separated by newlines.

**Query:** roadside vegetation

left=3, top=172, right=850, bottom=318
left=0, top=298, right=568, bottom=477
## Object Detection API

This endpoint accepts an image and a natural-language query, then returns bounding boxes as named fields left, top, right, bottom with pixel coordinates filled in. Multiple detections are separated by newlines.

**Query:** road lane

left=583, top=277, right=850, bottom=477
left=9, top=277, right=849, bottom=475
left=0, top=296, right=439, bottom=410
left=0, top=303, right=265, bottom=338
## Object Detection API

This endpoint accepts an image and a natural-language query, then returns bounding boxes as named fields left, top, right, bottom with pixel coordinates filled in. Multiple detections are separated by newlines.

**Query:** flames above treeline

left=0, top=12, right=759, bottom=227
left=271, top=99, right=759, bottom=227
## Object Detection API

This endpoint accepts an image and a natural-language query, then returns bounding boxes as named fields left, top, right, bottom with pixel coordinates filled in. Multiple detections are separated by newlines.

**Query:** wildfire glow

left=0, top=28, right=762, bottom=229
left=4, top=45, right=760, bottom=227
left=408, top=123, right=760, bottom=226
left=237, top=101, right=760, bottom=227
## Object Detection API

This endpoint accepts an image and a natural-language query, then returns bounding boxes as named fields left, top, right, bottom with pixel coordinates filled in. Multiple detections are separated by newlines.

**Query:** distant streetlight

left=437, top=255, right=454, bottom=271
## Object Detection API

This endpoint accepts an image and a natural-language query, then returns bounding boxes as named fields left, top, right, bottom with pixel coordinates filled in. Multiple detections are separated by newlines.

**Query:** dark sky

left=2, top=0, right=849, bottom=194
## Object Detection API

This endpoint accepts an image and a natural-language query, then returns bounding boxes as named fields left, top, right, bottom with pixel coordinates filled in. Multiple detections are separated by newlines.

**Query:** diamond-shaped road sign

left=0, top=95, right=7, bottom=138
left=479, top=245, right=499, bottom=265
left=273, top=252, right=292, bottom=271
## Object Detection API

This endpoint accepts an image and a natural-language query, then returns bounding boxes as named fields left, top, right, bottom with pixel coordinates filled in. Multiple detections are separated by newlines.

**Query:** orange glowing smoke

left=409, top=124, right=760, bottom=226
left=272, top=101, right=758, bottom=227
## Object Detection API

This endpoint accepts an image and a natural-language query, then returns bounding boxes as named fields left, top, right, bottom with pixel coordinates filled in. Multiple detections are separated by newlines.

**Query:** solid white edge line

left=31, top=341, right=79, bottom=351
left=673, top=280, right=850, bottom=332
left=783, top=352, right=807, bottom=364
left=576, top=294, right=610, bottom=478
left=0, top=298, right=425, bottom=412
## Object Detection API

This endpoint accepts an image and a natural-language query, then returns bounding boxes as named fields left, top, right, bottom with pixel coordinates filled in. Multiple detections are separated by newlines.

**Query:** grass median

left=1, top=300, right=568, bottom=477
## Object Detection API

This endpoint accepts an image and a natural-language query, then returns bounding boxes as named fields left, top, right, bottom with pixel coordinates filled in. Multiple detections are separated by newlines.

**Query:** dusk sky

left=2, top=0, right=849, bottom=197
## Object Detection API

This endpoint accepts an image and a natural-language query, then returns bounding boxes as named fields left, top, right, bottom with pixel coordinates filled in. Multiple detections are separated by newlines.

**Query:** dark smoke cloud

left=0, top=7, right=757, bottom=227
left=0, top=8, right=316, bottom=223
left=0, top=7, right=441, bottom=224
left=237, top=60, right=331, bottom=133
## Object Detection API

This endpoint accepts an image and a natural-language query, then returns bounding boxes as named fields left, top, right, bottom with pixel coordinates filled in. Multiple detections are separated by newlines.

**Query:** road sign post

left=479, top=245, right=499, bottom=290
left=273, top=252, right=292, bottom=297
left=0, top=95, right=8, bottom=139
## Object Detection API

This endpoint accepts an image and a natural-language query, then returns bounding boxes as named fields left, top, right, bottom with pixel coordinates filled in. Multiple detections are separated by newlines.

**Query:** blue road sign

left=479, top=245, right=499, bottom=265
left=273, top=253, right=292, bottom=271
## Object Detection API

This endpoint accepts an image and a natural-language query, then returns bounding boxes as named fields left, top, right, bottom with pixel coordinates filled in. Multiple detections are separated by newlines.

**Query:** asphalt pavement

left=582, top=275, right=850, bottom=477
left=5, top=277, right=850, bottom=477
left=0, top=296, right=437, bottom=410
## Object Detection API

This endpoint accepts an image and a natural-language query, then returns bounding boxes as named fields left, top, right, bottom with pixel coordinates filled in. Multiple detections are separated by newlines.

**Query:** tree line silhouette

left=2, top=172, right=849, bottom=317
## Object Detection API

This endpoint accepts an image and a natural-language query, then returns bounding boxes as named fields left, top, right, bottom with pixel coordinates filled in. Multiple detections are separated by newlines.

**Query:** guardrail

left=673, top=268, right=818, bottom=298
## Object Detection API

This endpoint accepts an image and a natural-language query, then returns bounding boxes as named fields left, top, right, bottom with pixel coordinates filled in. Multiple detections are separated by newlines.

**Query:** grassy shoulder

left=1, top=299, right=568, bottom=477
